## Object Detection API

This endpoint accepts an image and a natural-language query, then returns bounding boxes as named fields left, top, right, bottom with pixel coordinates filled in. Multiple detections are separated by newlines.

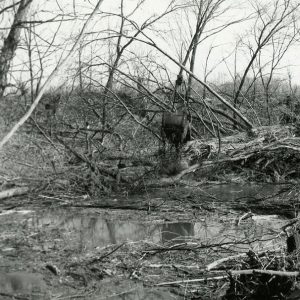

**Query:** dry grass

left=0, top=126, right=67, bottom=188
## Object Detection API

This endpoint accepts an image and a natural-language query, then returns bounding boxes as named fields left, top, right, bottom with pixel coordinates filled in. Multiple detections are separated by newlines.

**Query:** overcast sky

left=2, top=0, right=300, bottom=89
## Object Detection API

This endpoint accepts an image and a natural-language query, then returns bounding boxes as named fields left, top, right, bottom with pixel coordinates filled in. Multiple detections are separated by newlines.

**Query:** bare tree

left=233, top=0, right=300, bottom=108
left=258, top=25, right=299, bottom=124
left=121, top=30, right=254, bottom=129
left=97, top=0, right=181, bottom=140
left=0, top=0, right=33, bottom=96
left=0, top=0, right=105, bottom=149
left=167, top=0, right=248, bottom=110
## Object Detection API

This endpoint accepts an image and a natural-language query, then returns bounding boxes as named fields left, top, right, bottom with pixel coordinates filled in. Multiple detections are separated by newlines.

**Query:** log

left=0, top=187, right=30, bottom=200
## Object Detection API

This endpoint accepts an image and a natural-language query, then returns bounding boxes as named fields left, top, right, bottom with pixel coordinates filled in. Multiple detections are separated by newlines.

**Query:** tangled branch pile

left=184, top=125, right=300, bottom=182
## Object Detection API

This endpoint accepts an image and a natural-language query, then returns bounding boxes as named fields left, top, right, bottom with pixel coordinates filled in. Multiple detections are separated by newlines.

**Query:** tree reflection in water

left=161, top=222, right=195, bottom=243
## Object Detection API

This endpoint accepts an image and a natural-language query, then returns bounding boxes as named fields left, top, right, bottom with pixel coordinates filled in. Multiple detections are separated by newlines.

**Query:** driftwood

left=0, top=187, right=29, bottom=200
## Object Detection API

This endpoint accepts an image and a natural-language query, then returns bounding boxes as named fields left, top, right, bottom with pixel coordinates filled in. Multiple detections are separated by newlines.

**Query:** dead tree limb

left=121, top=33, right=253, bottom=130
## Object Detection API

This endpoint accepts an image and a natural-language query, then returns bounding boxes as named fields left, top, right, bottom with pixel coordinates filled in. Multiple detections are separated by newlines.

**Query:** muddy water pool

left=0, top=183, right=292, bottom=299
left=22, top=208, right=285, bottom=252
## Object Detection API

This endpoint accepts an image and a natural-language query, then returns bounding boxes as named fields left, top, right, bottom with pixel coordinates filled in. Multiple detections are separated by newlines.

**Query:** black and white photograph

left=1, top=0, right=300, bottom=299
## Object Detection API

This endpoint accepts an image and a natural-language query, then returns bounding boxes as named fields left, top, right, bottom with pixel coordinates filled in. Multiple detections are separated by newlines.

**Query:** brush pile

left=183, top=125, right=300, bottom=182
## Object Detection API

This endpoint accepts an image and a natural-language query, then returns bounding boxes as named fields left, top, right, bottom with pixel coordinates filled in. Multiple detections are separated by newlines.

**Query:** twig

left=143, top=263, right=206, bottom=271
left=230, top=269, right=300, bottom=277
left=156, top=276, right=228, bottom=286
left=63, top=203, right=150, bottom=211
left=84, top=243, right=126, bottom=266
left=93, top=242, right=126, bottom=262
left=39, top=194, right=66, bottom=202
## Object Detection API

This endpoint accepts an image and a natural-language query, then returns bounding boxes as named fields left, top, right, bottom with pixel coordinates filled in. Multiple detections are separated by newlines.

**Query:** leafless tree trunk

left=0, top=0, right=33, bottom=96
left=0, top=0, right=105, bottom=149
left=186, top=0, right=227, bottom=100
left=24, top=20, right=34, bottom=102
left=130, top=32, right=254, bottom=129
left=78, top=42, right=84, bottom=93
left=170, top=0, right=245, bottom=109
left=258, top=27, right=298, bottom=125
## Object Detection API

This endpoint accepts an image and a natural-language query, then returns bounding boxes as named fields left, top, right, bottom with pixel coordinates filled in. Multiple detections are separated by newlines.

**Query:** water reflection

left=26, top=213, right=157, bottom=250
left=162, top=222, right=194, bottom=243
left=90, top=280, right=176, bottom=300
left=24, top=210, right=285, bottom=253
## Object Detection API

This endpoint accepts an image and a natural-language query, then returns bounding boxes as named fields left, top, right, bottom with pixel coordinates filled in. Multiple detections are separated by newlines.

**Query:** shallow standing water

left=0, top=183, right=292, bottom=299
left=22, top=208, right=285, bottom=252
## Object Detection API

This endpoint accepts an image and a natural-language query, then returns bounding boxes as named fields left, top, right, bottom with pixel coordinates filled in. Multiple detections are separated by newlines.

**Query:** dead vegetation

left=174, top=125, right=300, bottom=184
left=2, top=123, right=300, bottom=203
left=2, top=1, right=300, bottom=299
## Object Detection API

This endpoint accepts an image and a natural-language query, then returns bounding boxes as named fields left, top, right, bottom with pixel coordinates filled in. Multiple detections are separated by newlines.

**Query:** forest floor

left=1, top=124, right=300, bottom=299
